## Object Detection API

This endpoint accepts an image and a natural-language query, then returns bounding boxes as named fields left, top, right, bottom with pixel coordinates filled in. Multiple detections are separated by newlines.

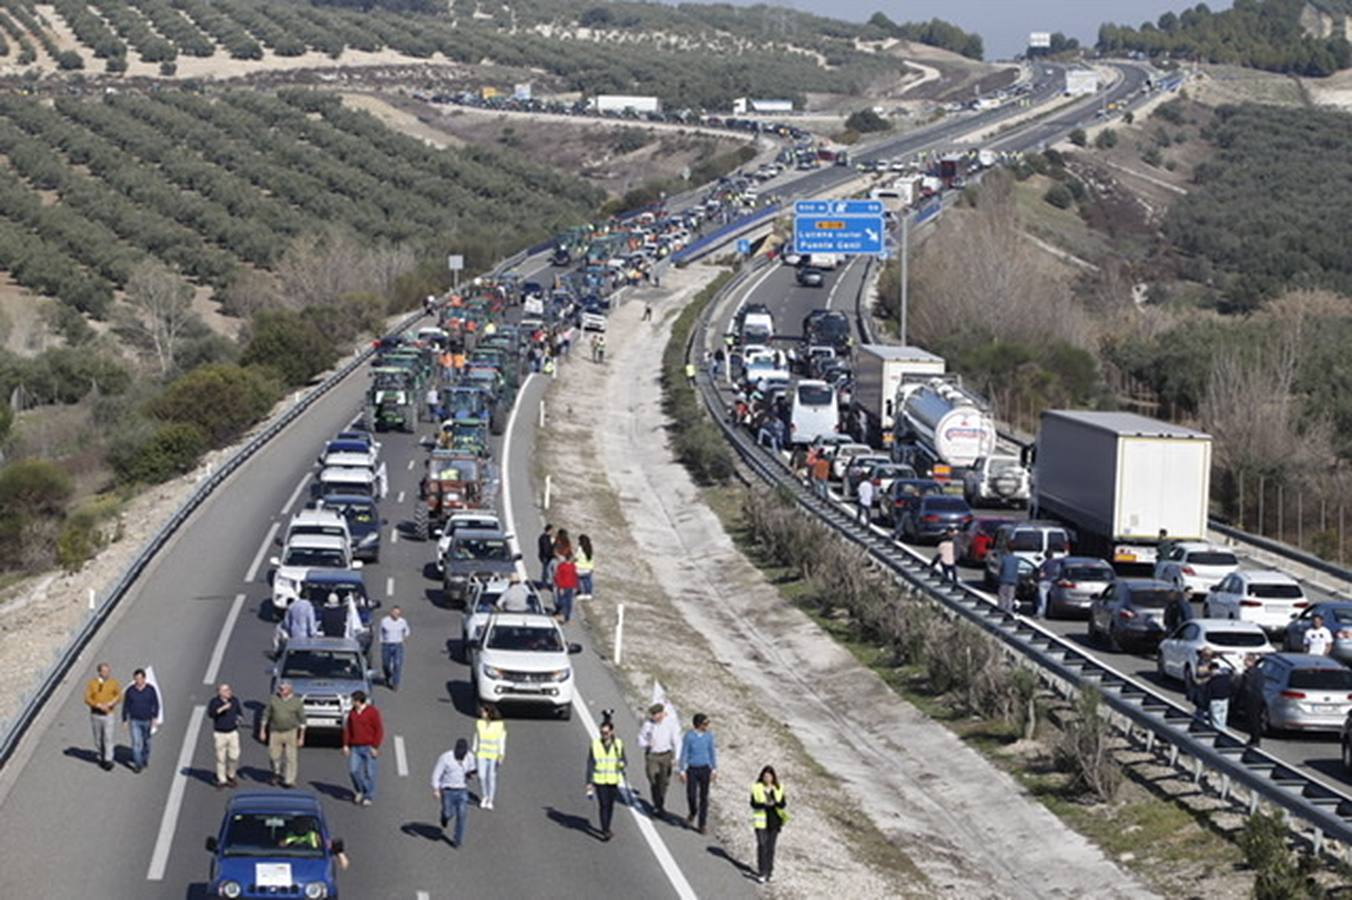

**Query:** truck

left=850, top=345, right=946, bottom=447
left=1031, top=411, right=1212, bottom=567
left=593, top=94, right=661, bottom=115
left=894, top=378, right=998, bottom=477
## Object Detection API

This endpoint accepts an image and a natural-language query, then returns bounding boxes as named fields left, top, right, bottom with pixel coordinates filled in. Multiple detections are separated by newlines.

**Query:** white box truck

left=851, top=345, right=945, bottom=447
left=1032, top=411, right=1212, bottom=566
left=593, top=94, right=661, bottom=114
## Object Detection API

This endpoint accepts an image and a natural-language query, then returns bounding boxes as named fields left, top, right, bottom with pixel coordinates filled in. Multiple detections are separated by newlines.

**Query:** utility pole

left=898, top=211, right=909, bottom=346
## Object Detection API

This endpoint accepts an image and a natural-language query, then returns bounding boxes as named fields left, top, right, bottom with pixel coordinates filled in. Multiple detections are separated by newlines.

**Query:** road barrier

left=669, top=202, right=782, bottom=266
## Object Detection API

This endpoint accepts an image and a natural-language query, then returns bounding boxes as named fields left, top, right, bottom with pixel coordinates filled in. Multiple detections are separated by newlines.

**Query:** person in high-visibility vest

left=750, top=765, right=788, bottom=884
left=473, top=704, right=506, bottom=810
left=585, top=717, right=627, bottom=841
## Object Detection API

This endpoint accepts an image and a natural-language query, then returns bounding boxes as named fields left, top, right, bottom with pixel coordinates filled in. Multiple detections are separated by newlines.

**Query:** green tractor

left=365, top=367, right=417, bottom=433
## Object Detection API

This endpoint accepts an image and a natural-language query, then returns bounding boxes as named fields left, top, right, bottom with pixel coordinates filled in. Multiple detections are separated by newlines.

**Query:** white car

left=269, top=533, right=361, bottom=615
left=1154, top=543, right=1241, bottom=597
left=436, top=511, right=504, bottom=572
left=1204, top=570, right=1308, bottom=634
left=1156, top=618, right=1274, bottom=688
left=314, top=465, right=385, bottom=504
left=581, top=311, right=607, bottom=332
left=281, top=508, right=350, bottom=553
left=470, top=613, right=580, bottom=719
left=830, top=444, right=876, bottom=481
left=460, top=577, right=545, bottom=655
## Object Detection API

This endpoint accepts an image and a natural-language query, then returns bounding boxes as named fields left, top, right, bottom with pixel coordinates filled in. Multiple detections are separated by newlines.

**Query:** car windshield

left=322, top=481, right=373, bottom=499
left=1204, top=630, right=1268, bottom=647
left=1009, top=531, right=1045, bottom=552
left=222, top=813, right=325, bottom=858
left=327, top=441, right=368, bottom=455
left=283, top=547, right=347, bottom=568
left=281, top=650, right=365, bottom=681
left=1249, top=583, right=1303, bottom=599
left=925, top=497, right=969, bottom=512
left=1288, top=668, right=1352, bottom=690
left=332, top=503, right=375, bottom=526
left=989, top=458, right=1020, bottom=473
left=813, top=316, right=849, bottom=337
left=447, top=393, right=482, bottom=415
left=431, top=459, right=478, bottom=481
left=1187, top=551, right=1238, bottom=566
left=1128, top=589, right=1179, bottom=609
left=797, top=384, right=833, bottom=405
left=454, top=538, right=510, bottom=561
left=486, top=625, right=564, bottom=652
left=1065, top=566, right=1113, bottom=582
left=290, top=525, right=345, bottom=540
left=1322, top=608, right=1352, bottom=625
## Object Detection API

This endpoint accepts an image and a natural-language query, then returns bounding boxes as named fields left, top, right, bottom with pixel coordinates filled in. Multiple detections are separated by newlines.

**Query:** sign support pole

left=899, top=212, right=909, bottom=346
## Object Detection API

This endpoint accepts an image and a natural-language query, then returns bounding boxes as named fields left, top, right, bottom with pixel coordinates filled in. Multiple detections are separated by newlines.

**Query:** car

left=270, top=637, right=375, bottom=732
left=270, top=534, right=361, bottom=617
left=842, top=454, right=892, bottom=498
left=318, top=495, right=383, bottom=563
left=796, top=266, right=824, bottom=288
left=1203, top=570, right=1308, bottom=634
left=961, top=455, right=1030, bottom=508
left=955, top=517, right=1005, bottom=565
left=983, top=522, right=1071, bottom=589
left=1252, top=653, right=1352, bottom=735
left=883, top=478, right=945, bottom=526
left=205, top=791, right=344, bottom=900
left=899, top=494, right=974, bottom=543
left=299, top=569, right=379, bottom=653
left=781, top=251, right=803, bottom=267
left=312, top=466, right=383, bottom=504
left=1284, top=602, right=1352, bottom=663
left=1088, top=579, right=1183, bottom=652
left=854, top=462, right=916, bottom=501
left=281, top=509, right=351, bottom=552
left=436, top=511, right=504, bottom=572
left=442, top=528, right=520, bottom=606
left=460, top=577, right=545, bottom=659
left=1156, top=619, right=1274, bottom=689
left=829, top=443, right=875, bottom=481
left=318, top=438, right=379, bottom=467
left=1036, top=555, right=1116, bottom=619
left=1153, top=543, right=1241, bottom=597
left=470, top=613, right=582, bottom=718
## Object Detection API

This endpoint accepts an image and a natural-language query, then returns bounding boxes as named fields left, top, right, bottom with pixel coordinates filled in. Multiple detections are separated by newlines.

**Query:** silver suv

left=983, top=522, right=1071, bottom=589
left=270, top=637, right=374, bottom=732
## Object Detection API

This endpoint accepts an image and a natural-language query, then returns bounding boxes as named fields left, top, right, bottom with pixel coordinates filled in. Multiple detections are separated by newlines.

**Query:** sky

left=716, top=1, right=1236, bottom=60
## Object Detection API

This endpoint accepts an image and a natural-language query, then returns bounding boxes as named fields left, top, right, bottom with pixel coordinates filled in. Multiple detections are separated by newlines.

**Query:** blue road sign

left=736, top=238, right=750, bottom=255
left=794, top=211, right=886, bottom=255
left=794, top=199, right=884, bottom=216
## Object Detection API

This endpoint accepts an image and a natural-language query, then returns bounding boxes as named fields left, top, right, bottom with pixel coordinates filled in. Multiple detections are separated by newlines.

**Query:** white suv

left=1204, top=570, right=1308, bottom=633
left=269, top=533, right=361, bottom=616
left=1154, top=542, right=1240, bottom=597
left=470, top=613, right=579, bottom=720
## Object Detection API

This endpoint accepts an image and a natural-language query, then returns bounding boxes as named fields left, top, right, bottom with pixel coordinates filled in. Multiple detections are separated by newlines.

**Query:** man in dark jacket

left=1238, top=654, right=1265, bottom=747
left=208, top=683, right=243, bottom=789
left=537, top=524, right=555, bottom=587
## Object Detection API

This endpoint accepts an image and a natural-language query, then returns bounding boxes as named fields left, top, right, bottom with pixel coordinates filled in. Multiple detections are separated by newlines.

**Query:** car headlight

left=219, top=881, right=242, bottom=899
left=549, top=668, right=572, bottom=682
left=482, top=665, right=504, bottom=679
left=305, top=883, right=329, bottom=899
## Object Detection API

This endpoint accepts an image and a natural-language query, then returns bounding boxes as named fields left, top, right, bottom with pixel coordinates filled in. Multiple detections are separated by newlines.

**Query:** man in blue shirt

left=122, top=668, right=159, bottom=773
left=997, top=551, right=1022, bottom=614
left=679, top=713, right=718, bottom=833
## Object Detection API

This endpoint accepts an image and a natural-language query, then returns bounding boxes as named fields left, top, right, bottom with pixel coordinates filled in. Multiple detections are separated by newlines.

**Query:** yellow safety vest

left=476, top=719, right=505, bottom=761
left=575, top=549, right=593, bottom=575
left=591, top=738, right=624, bottom=785
left=751, top=782, right=785, bottom=829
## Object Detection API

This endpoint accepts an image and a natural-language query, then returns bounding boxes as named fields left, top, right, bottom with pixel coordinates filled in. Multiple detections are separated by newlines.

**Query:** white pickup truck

left=962, top=455, right=1031, bottom=508
left=470, top=613, right=581, bottom=720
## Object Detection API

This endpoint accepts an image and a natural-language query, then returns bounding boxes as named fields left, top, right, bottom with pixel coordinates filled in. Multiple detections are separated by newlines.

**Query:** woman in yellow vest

left=586, top=716, right=626, bottom=841
left=473, top=704, right=506, bottom=810
left=751, top=765, right=787, bottom=884
left=575, top=534, right=595, bottom=600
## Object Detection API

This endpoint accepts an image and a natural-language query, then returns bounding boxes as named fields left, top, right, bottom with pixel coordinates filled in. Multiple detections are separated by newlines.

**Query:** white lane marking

left=391, top=527, right=399, bottom=545
left=280, top=472, right=310, bottom=515
left=245, top=522, right=280, bottom=583
left=395, top=735, right=409, bottom=777
left=386, top=576, right=395, bottom=598
left=397, top=490, right=406, bottom=504
left=146, top=705, right=208, bottom=881
left=406, top=459, right=415, bottom=471
left=574, top=698, right=698, bottom=900
left=730, top=261, right=779, bottom=324
left=825, top=257, right=859, bottom=311
left=500, top=376, right=696, bottom=900
left=202, top=593, right=246, bottom=685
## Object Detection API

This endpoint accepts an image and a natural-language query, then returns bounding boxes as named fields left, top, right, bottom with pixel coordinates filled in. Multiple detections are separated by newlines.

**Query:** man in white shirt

left=1303, top=613, right=1334, bottom=656
left=636, top=703, right=682, bottom=818
left=857, top=477, right=875, bottom=526
left=430, top=738, right=476, bottom=847
left=497, top=575, right=535, bottom=613
left=379, top=606, right=411, bottom=691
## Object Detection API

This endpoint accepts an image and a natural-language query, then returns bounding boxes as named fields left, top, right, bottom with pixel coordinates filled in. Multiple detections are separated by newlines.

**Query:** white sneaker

left=485, top=799, right=494, bottom=809
left=479, top=798, right=487, bottom=809
left=353, top=792, right=364, bottom=805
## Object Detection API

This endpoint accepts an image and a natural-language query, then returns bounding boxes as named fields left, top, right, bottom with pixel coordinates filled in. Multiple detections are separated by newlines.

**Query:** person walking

left=426, top=385, right=441, bottom=422
left=1205, top=657, right=1234, bottom=731
left=856, top=477, right=875, bottom=526
left=430, top=738, right=476, bottom=847
left=1303, top=614, right=1334, bottom=656
left=277, top=593, right=318, bottom=655
left=996, top=551, right=1021, bottom=614
left=684, top=362, right=697, bottom=386
left=84, top=662, right=121, bottom=771
left=473, top=704, right=506, bottom=809
left=931, top=528, right=958, bottom=584
left=1239, top=654, right=1265, bottom=748
left=751, top=765, right=788, bottom=884
left=637, top=702, right=681, bottom=819
left=679, top=713, right=717, bottom=834
left=122, top=668, right=159, bottom=773
left=575, top=534, right=595, bottom=601
left=536, top=525, right=555, bottom=587
left=261, top=681, right=307, bottom=788
left=379, top=606, right=411, bottom=691
left=586, top=715, right=627, bottom=841
left=208, top=683, right=243, bottom=789
left=342, top=690, right=384, bottom=806
left=596, top=335, right=606, bottom=364
left=553, top=552, right=579, bottom=624
left=642, top=304, right=653, bottom=322
left=810, top=453, right=831, bottom=499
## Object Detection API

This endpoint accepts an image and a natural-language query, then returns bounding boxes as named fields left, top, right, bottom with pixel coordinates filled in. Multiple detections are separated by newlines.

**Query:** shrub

left=159, top=61, right=177, bottom=76
left=149, top=363, right=279, bottom=445
left=110, top=421, right=207, bottom=484
left=1069, top=128, right=1087, bottom=148
left=56, top=508, right=107, bottom=573
left=844, top=109, right=890, bottom=133
left=1094, top=128, right=1118, bottom=150
left=241, top=310, right=339, bottom=386
left=0, top=458, right=71, bottom=515
left=55, top=51, right=84, bottom=70
left=1053, top=689, right=1122, bottom=802
left=660, top=271, right=734, bottom=484
left=1043, top=183, right=1074, bottom=209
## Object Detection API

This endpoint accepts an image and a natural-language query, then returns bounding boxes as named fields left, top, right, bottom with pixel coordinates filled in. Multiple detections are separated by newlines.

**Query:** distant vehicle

left=898, top=494, right=973, bottom=543
left=205, top=791, right=344, bottom=900
left=801, top=253, right=840, bottom=270
left=789, top=380, right=839, bottom=446
left=442, top=529, right=520, bottom=607
left=962, top=455, right=1030, bottom=508
left=319, top=495, right=383, bottom=563
left=1156, top=619, right=1273, bottom=688
left=983, top=522, right=1070, bottom=589
left=1204, top=570, right=1308, bottom=634
left=270, top=534, right=361, bottom=617
left=1036, top=555, right=1116, bottom=619
left=460, top=576, right=545, bottom=659
left=803, top=310, right=851, bottom=351
left=895, top=378, right=996, bottom=474
left=829, top=443, right=874, bottom=481
left=851, top=345, right=945, bottom=447
left=470, top=613, right=582, bottom=719
left=883, top=478, right=944, bottom=527
left=841, top=453, right=892, bottom=498
left=270, top=636, right=374, bottom=732
left=1251, top=654, right=1352, bottom=735
left=1088, top=578, right=1183, bottom=652
left=550, top=246, right=572, bottom=267
left=796, top=267, right=824, bottom=288
left=1284, top=602, right=1352, bottom=663
left=435, top=512, right=503, bottom=572
left=1153, top=543, right=1240, bottom=597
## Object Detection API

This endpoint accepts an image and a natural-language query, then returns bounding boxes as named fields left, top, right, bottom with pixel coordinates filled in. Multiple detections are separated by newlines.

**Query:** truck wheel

left=413, top=505, right=429, bottom=541
left=489, top=409, right=504, bottom=436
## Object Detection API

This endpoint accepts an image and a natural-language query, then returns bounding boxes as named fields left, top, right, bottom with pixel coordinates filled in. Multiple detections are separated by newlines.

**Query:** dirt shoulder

left=536, top=264, right=1154, bottom=898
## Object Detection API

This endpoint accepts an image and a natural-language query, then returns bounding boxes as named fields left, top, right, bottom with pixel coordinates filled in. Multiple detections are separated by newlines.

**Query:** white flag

left=144, top=665, right=165, bottom=734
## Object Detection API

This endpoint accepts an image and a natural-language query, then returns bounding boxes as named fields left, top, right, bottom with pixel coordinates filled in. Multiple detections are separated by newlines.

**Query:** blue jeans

left=1036, top=580, right=1051, bottom=618
left=381, top=642, right=405, bottom=689
left=128, top=718, right=153, bottom=769
left=1209, top=698, right=1230, bottom=729
left=555, top=589, right=575, bottom=623
left=440, top=787, right=469, bottom=845
left=478, top=757, right=498, bottom=805
left=348, top=746, right=378, bottom=801
left=578, top=572, right=594, bottom=598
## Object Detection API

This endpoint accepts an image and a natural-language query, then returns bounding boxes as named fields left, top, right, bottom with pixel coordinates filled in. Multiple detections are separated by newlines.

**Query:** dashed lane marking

left=245, top=522, right=280, bottom=583
left=202, top=593, right=246, bottom=686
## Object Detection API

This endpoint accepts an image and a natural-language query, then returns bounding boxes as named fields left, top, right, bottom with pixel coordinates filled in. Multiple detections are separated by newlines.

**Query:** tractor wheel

left=414, top=504, right=430, bottom=541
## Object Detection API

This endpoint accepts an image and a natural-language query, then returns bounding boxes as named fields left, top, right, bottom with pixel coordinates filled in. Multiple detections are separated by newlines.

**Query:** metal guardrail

left=0, top=247, right=534, bottom=769
left=670, top=202, right=782, bottom=266
left=694, top=268, right=1352, bottom=855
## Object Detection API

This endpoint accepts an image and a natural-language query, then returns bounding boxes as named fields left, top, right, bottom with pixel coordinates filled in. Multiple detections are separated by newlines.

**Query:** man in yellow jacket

left=84, top=662, right=121, bottom=771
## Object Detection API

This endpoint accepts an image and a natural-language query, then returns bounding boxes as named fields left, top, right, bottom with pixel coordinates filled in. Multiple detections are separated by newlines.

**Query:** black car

left=320, top=494, right=383, bottom=563
left=1089, top=579, right=1184, bottom=652
left=796, top=266, right=824, bottom=288
left=804, top=310, right=851, bottom=350
left=899, top=494, right=974, bottom=542
left=550, top=247, right=571, bottom=267
left=883, top=478, right=944, bottom=526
